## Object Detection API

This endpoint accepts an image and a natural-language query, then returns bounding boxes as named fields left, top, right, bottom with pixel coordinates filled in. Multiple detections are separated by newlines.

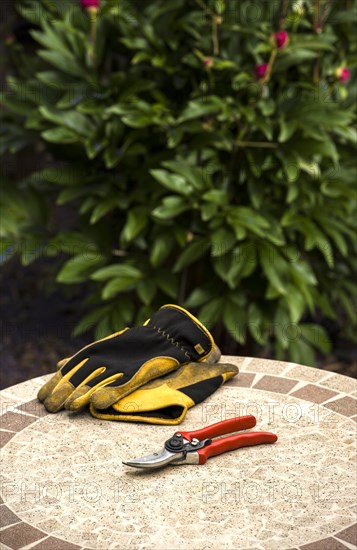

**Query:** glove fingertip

left=56, top=357, right=70, bottom=370
left=221, top=362, right=239, bottom=373
left=64, top=385, right=92, bottom=412
left=90, top=387, right=122, bottom=410
left=219, top=363, right=239, bottom=382
left=43, top=381, right=75, bottom=413
left=37, top=371, right=63, bottom=403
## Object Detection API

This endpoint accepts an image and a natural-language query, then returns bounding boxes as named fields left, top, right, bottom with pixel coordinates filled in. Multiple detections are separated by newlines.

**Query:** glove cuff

left=89, top=388, right=192, bottom=425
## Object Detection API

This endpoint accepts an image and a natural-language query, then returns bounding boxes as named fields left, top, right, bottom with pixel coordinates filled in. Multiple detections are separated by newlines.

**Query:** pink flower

left=336, top=67, right=350, bottom=83
left=255, top=63, right=268, bottom=79
left=273, top=31, right=289, bottom=49
left=80, top=0, right=100, bottom=9
left=203, top=57, right=214, bottom=68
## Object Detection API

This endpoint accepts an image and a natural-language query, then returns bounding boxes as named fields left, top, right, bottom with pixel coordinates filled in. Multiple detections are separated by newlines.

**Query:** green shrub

left=1, top=0, right=356, bottom=365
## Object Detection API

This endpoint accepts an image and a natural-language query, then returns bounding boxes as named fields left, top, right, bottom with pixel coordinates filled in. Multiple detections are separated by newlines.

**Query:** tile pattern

left=0, top=523, right=46, bottom=549
left=230, top=372, right=256, bottom=387
left=323, top=396, right=357, bottom=417
left=0, top=431, right=16, bottom=448
left=0, top=412, right=37, bottom=432
left=320, top=374, right=357, bottom=394
left=253, top=375, right=298, bottom=393
left=335, top=523, right=357, bottom=544
left=30, top=536, right=82, bottom=549
left=16, top=398, right=50, bottom=417
left=290, top=384, right=338, bottom=404
left=0, top=505, right=21, bottom=528
left=299, top=537, right=352, bottom=549
left=0, top=360, right=356, bottom=550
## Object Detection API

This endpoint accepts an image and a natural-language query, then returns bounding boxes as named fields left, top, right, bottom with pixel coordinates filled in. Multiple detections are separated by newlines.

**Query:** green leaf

left=178, top=96, right=224, bottom=122
left=274, top=49, right=317, bottom=71
left=300, top=324, right=331, bottom=354
left=184, top=285, right=217, bottom=308
left=155, top=270, right=178, bottom=298
left=288, top=338, right=316, bottom=367
left=152, top=196, right=189, bottom=220
left=173, top=238, right=210, bottom=273
left=283, top=285, right=306, bottom=323
left=274, top=306, right=290, bottom=350
left=150, top=233, right=173, bottom=267
left=91, top=264, right=142, bottom=282
left=223, top=301, right=246, bottom=344
left=211, top=227, right=236, bottom=257
left=297, top=217, right=334, bottom=267
left=121, top=37, right=148, bottom=50
left=259, top=245, right=287, bottom=295
left=90, top=199, right=117, bottom=224
left=278, top=119, right=297, bottom=143
left=38, top=50, right=84, bottom=77
left=137, top=279, right=156, bottom=305
left=57, top=252, right=103, bottom=284
left=56, top=186, right=88, bottom=205
left=312, top=291, right=335, bottom=320
left=39, top=166, right=88, bottom=186
left=31, top=25, right=69, bottom=57
left=290, top=35, right=335, bottom=52
left=292, top=137, right=339, bottom=163
left=161, top=161, right=206, bottom=190
left=213, top=253, right=232, bottom=283
left=315, top=215, right=348, bottom=257
left=203, top=190, right=228, bottom=206
left=102, top=275, right=142, bottom=299
left=228, top=207, right=270, bottom=239
left=95, top=316, right=113, bottom=340
left=41, top=128, right=78, bottom=143
left=110, top=308, right=125, bottom=331
left=199, top=298, right=224, bottom=327
left=40, top=107, right=95, bottom=137
left=20, top=235, right=47, bottom=266
left=227, top=244, right=257, bottom=288
left=73, top=306, right=110, bottom=336
left=167, top=127, right=184, bottom=148
left=201, top=202, right=218, bottom=221
left=122, top=206, right=148, bottom=241
left=248, top=303, right=266, bottom=345
left=289, top=262, right=316, bottom=312
left=150, top=169, right=193, bottom=196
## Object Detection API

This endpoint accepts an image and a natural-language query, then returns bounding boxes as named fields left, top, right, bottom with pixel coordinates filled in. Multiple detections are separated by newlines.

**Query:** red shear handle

left=179, top=415, right=256, bottom=442
left=197, top=432, right=278, bottom=464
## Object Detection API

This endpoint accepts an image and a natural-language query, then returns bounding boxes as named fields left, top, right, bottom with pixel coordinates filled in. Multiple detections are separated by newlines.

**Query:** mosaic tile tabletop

left=1, top=357, right=356, bottom=550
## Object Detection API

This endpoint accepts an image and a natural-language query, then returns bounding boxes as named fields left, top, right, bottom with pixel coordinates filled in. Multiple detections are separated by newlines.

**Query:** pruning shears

left=123, top=415, right=278, bottom=470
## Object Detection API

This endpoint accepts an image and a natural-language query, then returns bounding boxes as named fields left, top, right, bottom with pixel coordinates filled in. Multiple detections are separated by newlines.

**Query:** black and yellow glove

left=89, top=361, right=238, bottom=425
left=37, top=304, right=220, bottom=413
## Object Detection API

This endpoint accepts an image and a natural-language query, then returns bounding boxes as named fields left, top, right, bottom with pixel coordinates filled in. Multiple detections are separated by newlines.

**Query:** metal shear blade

left=122, top=447, right=184, bottom=469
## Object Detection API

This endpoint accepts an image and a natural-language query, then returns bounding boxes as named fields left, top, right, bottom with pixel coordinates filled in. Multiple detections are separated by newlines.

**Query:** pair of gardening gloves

left=37, top=304, right=238, bottom=425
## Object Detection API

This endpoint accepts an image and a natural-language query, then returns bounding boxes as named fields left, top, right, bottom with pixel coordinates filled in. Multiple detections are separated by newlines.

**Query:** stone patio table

left=1, top=356, right=356, bottom=550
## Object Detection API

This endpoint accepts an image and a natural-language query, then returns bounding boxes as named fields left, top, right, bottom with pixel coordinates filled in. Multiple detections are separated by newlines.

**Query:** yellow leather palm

left=89, top=362, right=238, bottom=425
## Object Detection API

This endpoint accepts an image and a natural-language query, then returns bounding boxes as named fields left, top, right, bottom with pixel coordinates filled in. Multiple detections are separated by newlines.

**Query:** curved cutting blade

left=123, top=447, right=185, bottom=469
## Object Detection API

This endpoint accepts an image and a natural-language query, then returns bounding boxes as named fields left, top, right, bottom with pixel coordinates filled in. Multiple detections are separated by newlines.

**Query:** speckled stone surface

left=0, top=358, right=356, bottom=550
